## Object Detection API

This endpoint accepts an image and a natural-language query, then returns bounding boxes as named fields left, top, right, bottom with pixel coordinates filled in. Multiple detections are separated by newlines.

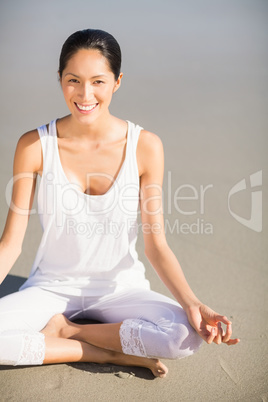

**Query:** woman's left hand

left=186, top=303, right=240, bottom=345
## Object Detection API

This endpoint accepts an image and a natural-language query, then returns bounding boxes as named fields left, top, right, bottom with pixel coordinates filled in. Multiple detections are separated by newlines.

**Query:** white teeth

left=76, top=103, right=97, bottom=111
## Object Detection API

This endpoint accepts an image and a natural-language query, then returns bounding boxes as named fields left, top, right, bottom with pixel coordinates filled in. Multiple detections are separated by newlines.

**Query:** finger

left=216, top=315, right=231, bottom=326
left=226, top=338, right=240, bottom=346
left=221, top=327, right=226, bottom=338
left=214, top=322, right=222, bottom=345
left=222, top=322, right=232, bottom=343
left=207, top=327, right=216, bottom=344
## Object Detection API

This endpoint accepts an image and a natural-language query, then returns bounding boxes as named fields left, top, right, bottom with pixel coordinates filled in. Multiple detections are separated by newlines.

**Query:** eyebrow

left=64, top=73, right=108, bottom=79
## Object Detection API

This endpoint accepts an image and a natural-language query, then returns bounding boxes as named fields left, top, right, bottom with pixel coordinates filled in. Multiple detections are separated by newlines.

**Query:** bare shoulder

left=137, top=129, right=164, bottom=176
left=15, top=128, right=42, bottom=174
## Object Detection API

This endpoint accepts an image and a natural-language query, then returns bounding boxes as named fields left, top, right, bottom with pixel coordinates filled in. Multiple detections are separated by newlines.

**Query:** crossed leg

left=40, top=287, right=203, bottom=377
left=0, top=287, right=201, bottom=376
left=42, top=317, right=168, bottom=378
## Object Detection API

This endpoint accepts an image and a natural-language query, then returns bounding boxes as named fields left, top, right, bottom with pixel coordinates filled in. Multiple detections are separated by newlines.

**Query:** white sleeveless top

left=20, top=119, right=150, bottom=296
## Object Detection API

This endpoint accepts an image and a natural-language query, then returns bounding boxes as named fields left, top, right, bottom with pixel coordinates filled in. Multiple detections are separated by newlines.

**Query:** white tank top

left=20, top=119, right=150, bottom=296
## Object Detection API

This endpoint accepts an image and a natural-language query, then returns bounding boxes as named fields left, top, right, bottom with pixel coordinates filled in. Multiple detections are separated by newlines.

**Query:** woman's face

left=60, top=48, right=122, bottom=124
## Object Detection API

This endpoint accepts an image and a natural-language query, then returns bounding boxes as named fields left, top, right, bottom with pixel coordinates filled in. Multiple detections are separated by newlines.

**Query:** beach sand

left=0, top=0, right=267, bottom=400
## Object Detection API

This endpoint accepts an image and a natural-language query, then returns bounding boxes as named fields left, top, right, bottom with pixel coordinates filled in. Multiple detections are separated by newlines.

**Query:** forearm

left=145, top=243, right=201, bottom=310
left=0, top=241, right=22, bottom=285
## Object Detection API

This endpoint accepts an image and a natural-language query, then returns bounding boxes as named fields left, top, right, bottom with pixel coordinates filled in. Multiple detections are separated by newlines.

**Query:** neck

left=64, top=112, right=116, bottom=142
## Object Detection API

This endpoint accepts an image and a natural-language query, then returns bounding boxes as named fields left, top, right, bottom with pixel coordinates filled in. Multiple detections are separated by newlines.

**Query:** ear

left=58, top=71, right=62, bottom=85
left=113, top=72, right=123, bottom=94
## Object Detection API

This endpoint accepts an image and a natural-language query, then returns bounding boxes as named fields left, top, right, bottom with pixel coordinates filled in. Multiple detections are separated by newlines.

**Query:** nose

left=79, top=82, right=94, bottom=101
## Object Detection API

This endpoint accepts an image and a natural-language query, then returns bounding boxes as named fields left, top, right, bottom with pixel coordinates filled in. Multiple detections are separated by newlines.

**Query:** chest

left=57, top=137, right=129, bottom=196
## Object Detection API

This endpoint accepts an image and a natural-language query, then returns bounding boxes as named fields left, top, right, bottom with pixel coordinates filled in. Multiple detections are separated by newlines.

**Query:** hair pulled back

left=59, top=29, right=122, bottom=79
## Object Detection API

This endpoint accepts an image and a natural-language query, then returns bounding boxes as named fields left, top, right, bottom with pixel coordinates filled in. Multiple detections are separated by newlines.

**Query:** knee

left=163, top=323, right=203, bottom=360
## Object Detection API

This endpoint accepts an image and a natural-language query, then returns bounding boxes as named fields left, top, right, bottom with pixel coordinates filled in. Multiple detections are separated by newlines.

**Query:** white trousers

left=0, top=286, right=202, bottom=365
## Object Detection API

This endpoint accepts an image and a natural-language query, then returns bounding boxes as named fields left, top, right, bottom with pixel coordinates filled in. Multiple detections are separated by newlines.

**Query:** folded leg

left=55, top=289, right=203, bottom=359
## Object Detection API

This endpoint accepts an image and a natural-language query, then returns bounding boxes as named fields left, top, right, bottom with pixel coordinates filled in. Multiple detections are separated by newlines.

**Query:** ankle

left=101, top=349, right=120, bottom=364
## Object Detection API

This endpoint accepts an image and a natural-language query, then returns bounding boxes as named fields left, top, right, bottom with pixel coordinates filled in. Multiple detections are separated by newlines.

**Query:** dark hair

left=58, top=29, right=121, bottom=80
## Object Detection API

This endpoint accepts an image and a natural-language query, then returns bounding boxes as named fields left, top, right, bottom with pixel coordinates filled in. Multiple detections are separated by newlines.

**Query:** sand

left=0, top=0, right=267, bottom=400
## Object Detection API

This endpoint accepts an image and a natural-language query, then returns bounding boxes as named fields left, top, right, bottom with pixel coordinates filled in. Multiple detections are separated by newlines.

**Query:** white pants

left=0, top=286, right=202, bottom=365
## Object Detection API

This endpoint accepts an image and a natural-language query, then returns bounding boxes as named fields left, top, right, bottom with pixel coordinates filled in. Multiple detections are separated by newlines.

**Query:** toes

left=153, top=368, right=167, bottom=378
left=157, top=370, right=167, bottom=378
left=152, top=361, right=168, bottom=378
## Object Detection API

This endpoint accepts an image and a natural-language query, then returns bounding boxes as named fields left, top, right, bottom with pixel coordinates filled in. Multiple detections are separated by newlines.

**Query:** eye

left=93, top=80, right=104, bottom=85
left=68, top=78, right=79, bottom=83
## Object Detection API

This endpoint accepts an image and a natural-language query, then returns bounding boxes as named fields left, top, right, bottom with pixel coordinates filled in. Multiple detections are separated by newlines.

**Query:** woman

left=0, top=29, right=239, bottom=377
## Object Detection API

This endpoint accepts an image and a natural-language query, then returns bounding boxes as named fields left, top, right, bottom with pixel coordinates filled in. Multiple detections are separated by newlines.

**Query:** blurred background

left=0, top=0, right=267, bottom=400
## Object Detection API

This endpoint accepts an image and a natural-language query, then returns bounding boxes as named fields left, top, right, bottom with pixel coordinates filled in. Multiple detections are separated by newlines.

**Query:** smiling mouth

left=75, top=102, right=98, bottom=111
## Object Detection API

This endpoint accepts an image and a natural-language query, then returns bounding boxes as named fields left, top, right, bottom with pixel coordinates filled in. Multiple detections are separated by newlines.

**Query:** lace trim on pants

left=16, top=331, right=45, bottom=366
left=119, top=319, right=147, bottom=357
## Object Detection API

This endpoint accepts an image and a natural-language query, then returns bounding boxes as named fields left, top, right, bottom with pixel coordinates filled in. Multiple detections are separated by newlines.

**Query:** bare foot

left=41, top=314, right=70, bottom=338
left=144, top=359, right=168, bottom=378
left=100, top=349, right=168, bottom=378
left=117, top=355, right=168, bottom=378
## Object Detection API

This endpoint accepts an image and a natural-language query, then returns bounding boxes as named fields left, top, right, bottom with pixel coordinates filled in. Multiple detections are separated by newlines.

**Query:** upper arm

left=0, top=129, right=42, bottom=249
left=138, top=130, right=168, bottom=254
